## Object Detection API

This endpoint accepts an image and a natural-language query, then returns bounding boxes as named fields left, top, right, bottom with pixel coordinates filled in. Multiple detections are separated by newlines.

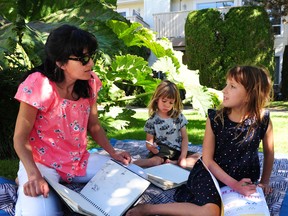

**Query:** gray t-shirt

left=144, top=113, right=188, bottom=151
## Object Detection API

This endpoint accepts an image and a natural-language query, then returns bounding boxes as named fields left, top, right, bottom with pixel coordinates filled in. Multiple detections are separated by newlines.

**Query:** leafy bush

left=222, top=6, right=274, bottom=78
left=185, top=9, right=224, bottom=89
left=185, top=6, right=274, bottom=90
left=0, top=69, right=23, bottom=159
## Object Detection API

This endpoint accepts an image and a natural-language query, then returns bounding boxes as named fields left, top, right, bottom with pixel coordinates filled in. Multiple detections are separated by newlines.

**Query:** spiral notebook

left=45, top=159, right=150, bottom=216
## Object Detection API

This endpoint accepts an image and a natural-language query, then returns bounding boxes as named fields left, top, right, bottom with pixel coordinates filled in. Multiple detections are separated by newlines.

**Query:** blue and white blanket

left=1, top=139, right=288, bottom=216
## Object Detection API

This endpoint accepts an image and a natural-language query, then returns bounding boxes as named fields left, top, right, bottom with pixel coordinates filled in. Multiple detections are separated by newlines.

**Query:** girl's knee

left=201, top=203, right=221, bottom=216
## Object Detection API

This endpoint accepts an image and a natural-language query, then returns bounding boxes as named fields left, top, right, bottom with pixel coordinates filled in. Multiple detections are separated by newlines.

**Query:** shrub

left=0, top=69, right=22, bottom=159
left=185, top=6, right=274, bottom=90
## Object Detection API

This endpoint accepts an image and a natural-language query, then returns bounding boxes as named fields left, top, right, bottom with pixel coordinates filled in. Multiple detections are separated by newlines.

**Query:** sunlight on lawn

left=129, top=108, right=288, bottom=155
left=270, top=111, right=288, bottom=155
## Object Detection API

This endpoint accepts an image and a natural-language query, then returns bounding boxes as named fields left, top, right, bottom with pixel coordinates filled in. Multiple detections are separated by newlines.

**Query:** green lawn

left=1, top=101, right=288, bottom=180
left=107, top=103, right=288, bottom=155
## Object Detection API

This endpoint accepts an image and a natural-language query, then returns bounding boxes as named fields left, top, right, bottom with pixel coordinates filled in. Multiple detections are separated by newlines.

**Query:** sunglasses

left=68, top=53, right=96, bottom=65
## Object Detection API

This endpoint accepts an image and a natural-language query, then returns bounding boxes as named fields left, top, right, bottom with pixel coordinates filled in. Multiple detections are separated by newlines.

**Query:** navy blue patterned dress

left=174, top=109, right=270, bottom=207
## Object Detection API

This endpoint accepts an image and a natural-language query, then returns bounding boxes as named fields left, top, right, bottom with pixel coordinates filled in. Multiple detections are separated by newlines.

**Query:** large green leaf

left=40, top=3, right=128, bottom=56
left=0, top=23, right=17, bottom=68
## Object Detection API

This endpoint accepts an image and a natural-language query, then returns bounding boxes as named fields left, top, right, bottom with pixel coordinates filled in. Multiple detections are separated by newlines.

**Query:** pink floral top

left=15, top=72, right=102, bottom=182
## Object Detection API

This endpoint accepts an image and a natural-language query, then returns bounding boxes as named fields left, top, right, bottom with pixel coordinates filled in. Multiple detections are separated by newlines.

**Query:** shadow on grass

left=269, top=101, right=288, bottom=111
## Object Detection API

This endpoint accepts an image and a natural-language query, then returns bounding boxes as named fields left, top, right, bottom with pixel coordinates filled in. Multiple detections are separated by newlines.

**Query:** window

left=270, top=15, right=281, bottom=35
left=268, top=8, right=282, bottom=35
left=197, top=1, right=234, bottom=10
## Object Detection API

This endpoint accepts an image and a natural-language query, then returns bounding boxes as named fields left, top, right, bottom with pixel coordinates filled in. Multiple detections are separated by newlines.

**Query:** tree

left=222, top=6, right=274, bottom=76
left=185, top=6, right=274, bottom=90
left=185, top=9, right=224, bottom=89
left=243, top=0, right=288, bottom=22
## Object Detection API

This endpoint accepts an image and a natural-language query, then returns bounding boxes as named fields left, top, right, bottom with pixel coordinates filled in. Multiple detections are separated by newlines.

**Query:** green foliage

left=0, top=0, right=128, bottom=70
left=185, top=6, right=275, bottom=90
left=0, top=0, right=78, bottom=22
left=222, top=6, right=274, bottom=78
left=185, top=9, right=224, bottom=89
left=0, top=160, right=19, bottom=180
left=107, top=20, right=213, bottom=115
left=280, top=45, right=288, bottom=100
left=243, top=0, right=288, bottom=18
left=0, top=68, right=22, bottom=159
left=107, top=20, right=180, bottom=69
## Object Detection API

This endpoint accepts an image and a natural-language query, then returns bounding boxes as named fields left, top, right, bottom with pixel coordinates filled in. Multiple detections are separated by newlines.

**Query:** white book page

left=144, top=163, right=190, bottom=184
left=80, top=160, right=150, bottom=216
left=222, top=186, right=270, bottom=216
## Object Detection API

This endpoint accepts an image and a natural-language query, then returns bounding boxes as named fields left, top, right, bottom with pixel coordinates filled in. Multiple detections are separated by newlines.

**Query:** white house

left=117, top=0, right=288, bottom=87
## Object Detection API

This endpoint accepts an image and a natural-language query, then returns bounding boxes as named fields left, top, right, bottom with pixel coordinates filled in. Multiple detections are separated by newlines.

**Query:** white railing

left=153, top=11, right=190, bottom=39
left=153, top=8, right=231, bottom=39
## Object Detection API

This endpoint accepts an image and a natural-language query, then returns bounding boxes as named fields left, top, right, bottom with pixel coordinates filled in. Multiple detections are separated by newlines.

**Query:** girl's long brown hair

left=148, top=80, right=183, bottom=118
left=215, top=66, right=273, bottom=140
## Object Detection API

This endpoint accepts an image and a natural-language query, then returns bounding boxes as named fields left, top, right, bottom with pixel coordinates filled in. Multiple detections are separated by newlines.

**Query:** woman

left=13, top=24, right=131, bottom=216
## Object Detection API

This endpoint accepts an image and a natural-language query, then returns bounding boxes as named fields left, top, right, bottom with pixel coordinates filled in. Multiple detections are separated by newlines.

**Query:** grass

left=107, top=102, right=288, bottom=155
left=1, top=101, right=288, bottom=180
left=106, top=109, right=207, bottom=145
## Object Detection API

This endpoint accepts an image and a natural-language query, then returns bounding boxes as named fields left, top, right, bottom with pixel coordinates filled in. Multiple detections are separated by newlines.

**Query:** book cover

left=144, top=163, right=190, bottom=190
left=45, top=159, right=150, bottom=216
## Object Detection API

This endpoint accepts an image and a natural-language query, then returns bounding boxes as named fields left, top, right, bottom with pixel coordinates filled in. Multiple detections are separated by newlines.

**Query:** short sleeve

left=179, top=113, right=188, bottom=128
left=14, top=72, right=55, bottom=112
left=144, top=117, right=156, bottom=136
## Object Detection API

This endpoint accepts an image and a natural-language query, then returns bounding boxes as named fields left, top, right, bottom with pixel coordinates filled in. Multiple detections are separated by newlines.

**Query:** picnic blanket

left=111, top=139, right=288, bottom=216
left=1, top=139, right=288, bottom=216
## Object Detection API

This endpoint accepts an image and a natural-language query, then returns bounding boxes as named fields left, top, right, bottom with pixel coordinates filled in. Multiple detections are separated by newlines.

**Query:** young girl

left=133, top=80, right=200, bottom=169
left=126, top=65, right=274, bottom=216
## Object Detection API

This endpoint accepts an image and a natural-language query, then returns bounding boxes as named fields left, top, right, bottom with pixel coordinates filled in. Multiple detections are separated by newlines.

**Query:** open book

left=220, top=185, right=270, bottom=216
left=144, top=163, right=190, bottom=190
left=201, top=159, right=270, bottom=216
left=45, top=159, right=150, bottom=216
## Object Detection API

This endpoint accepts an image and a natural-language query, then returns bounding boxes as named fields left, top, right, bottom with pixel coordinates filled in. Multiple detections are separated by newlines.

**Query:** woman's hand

left=110, top=151, right=131, bottom=165
left=23, top=176, right=49, bottom=198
